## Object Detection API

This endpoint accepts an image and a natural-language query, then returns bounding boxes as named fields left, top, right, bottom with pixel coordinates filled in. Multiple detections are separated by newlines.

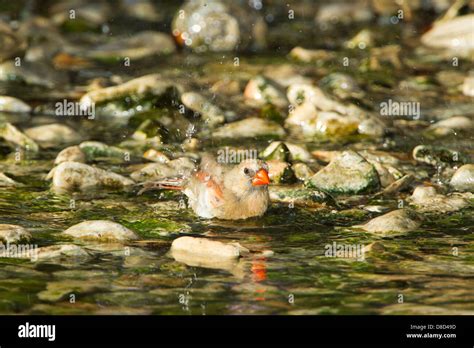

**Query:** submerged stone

left=244, top=76, right=288, bottom=108
left=171, top=236, right=243, bottom=261
left=269, top=185, right=331, bottom=207
left=24, top=123, right=82, bottom=148
left=0, top=224, right=31, bottom=244
left=0, top=173, right=20, bottom=187
left=450, top=164, right=474, bottom=192
left=47, top=161, right=134, bottom=192
left=412, top=145, right=466, bottom=167
left=62, top=220, right=139, bottom=242
left=54, top=146, right=86, bottom=165
left=212, top=117, right=285, bottom=139
left=307, top=151, right=380, bottom=194
left=0, top=122, right=39, bottom=152
left=356, top=209, right=421, bottom=236
left=0, top=96, right=31, bottom=113
left=409, top=186, right=472, bottom=213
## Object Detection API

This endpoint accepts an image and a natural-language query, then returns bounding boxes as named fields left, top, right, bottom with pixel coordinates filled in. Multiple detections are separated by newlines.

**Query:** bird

left=138, top=155, right=270, bottom=220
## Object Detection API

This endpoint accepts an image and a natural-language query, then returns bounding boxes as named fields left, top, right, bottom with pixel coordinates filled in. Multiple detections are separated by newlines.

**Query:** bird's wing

left=199, top=153, right=226, bottom=180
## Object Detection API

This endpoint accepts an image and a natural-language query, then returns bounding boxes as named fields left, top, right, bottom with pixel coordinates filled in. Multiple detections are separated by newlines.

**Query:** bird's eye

left=243, top=168, right=250, bottom=175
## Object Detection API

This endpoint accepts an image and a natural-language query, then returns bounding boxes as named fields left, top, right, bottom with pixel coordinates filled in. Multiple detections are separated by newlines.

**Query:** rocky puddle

left=0, top=0, right=473, bottom=315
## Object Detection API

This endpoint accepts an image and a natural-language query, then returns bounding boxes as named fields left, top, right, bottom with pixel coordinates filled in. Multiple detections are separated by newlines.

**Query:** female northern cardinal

left=139, top=155, right=270, bottom=220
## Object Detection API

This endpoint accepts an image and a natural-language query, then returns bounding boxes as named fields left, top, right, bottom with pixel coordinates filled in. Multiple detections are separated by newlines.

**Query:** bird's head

left=224, top=159, right=270, bottom=197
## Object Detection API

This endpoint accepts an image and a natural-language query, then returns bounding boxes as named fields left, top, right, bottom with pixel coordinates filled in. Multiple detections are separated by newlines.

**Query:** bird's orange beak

left=252, top=168, right=270, bottom=186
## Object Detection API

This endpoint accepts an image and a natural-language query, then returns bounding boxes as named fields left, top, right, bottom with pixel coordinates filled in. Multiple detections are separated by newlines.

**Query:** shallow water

left=0, top=1, right=473, bottom=315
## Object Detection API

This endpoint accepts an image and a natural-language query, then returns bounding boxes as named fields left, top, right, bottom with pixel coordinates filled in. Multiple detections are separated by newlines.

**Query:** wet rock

left=171, top=236, right=244, bottom=261
left=409, top=186, right=472, bottom=213
left=307, top=151, right=380, bottom=194
left=24, top=124, right=82, bottom=148
left=79, top=141, right=128, bottom=161
left=181, top=92, right=227, bottom=127
left=426, top=116, right=474, bottom=136
left=131, top=157, right=195, bottom=182
left=38, top=279, right=109, bottom=302
left=286, top=83, right=384, bottom=138
left=261, top=141, right=312, bottom=162
left=0, top=60, right=67, bottom=88
left=319, top=73, right=365, bottom=100
left=212, top=117, right=285, bottom=139
left=50, top=1, right=111, bottom=30
left=0, top=224, right=31, bottom=243
left=244, top=76, right=288, bottom=108
left=462, top=73, right=474, bottom=97
left=0, top=122, right=39, bottom=152
left=172, top=0, right=266, bottom=52
left=375, top=174, right=415, bottom=197
left=181, top=137, right=200, bottom=152
left=450, top=164, right=474, bottom=192
left=0, top=173, right=20, bottom=187
left=269, top=185, right=331, bottom=207
left=143, top=149, right=170, bottom=163
left=289, top=47, right=336, bottom=63
left=0, top=96, right=31, bottom=113
left=292, top=163, right=315, bottom=182
left=356, top=209, right=421, bottom=236
left=120, top=0, right=162, bottom=22
left=27, top=244, right=90, bottom=262
left=85, top=31, right=175, bottom=61
left=345, top=29, right=375, bottom=50
left=47, top=161, right=134, bottom=192
left=412, top=145, right=466, bottom=167
left=129, top=120, right=162, bottom=146
left=267, top=160, right=294, bottom=184
left=54, top=146, right=86, bottom=165
left=315, top=1, right=373, bottom=26
left=62, top=220, right=138, bottom=242
left=421, top=14, right=474, bottom=57
left=0, top=20, right=27, bottom=62
left=79, top=74, right=177, bottom=117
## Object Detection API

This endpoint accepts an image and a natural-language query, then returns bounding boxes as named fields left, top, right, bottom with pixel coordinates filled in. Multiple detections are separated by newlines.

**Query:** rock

left=0, top=122, right=39, bottom=152
left=79, top=74, right=177, bottom=117
left=288, top=47, right=336, bottom=63
left=315, top=2, right=373, bottom=26
left=375, top=174, right=414, bottom=197
left=319, top=73, right=364, bottom=100
left=172, top=0, right=266, bottom=52
left=54, top=146, right=86, bottom=165
left=181, top=92, right=226, bottom=127
left=212, top=117, right=285, bottom=139
left=307, top=151, right=380, bottom=194
left=412, top=145, right=466, bottom=167
left=0, top=20, right=27, bottom=62
left=357, top=209, right=421, bottom=236
left=131, top=157, right=195, bottom=182
left=409, top=186, right=472, bottom=213
left=260, top=141, right=312, bottom=162
left=79, top=141, right=128, bottom=161
left=62, top=220, right=138, bottom=242
left=10, top=244, right=90, bottom=262
left=170, top=236, right=243, bottom=261
left=143, top=149, right=170, bottom=163
left=0, top=96, right=31, bottom=113
left=24, top=123, right=82, bottom=148
left=48, top=161, right=134, bottom=192
left=426, top=116, right=474, bottom=136
left=0, top=172, right=20, bottom=187
left=421, top=15, right=474, bottom=57
left=462, top=73, right=474, bottom=97
left=0, top=224, right=31, bottom=243
left=292, top=163, right=315, bottom=182
left=344, top=29, right=375, bottom=50
left=450, top=164, right=474, bottom=192
left=38, top=279, right=108, bottom=302
left=85, top=31, right=175, bottom=61
left=269, top=185, right=331, bottom=207
left=244, top=76, right=288, bottom=108
left=0, top=60, right=67, bottom=88
left=286, top=83, right=384, bottom=138
left=267, top=160, right=295, bottom=184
